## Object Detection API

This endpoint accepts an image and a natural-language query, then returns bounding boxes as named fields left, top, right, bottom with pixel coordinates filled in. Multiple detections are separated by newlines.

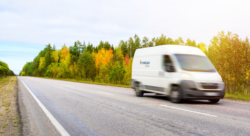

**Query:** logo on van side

left=140, top=61, right=150, bottom=67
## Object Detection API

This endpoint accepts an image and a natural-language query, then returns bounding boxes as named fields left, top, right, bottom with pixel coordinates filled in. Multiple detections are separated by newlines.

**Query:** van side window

left=163, top=55, right=175, bottom=72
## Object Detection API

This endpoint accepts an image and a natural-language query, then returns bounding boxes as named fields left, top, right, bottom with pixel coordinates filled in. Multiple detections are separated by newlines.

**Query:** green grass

left=36, top=76, right=131, bottom=88
left=224, top=93, right=250, bottom=101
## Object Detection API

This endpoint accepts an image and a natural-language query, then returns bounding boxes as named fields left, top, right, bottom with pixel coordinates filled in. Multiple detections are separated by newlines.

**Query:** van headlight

left=182, top=73, right=191, bottom=78
left=182, top=80, right=197, bottom=90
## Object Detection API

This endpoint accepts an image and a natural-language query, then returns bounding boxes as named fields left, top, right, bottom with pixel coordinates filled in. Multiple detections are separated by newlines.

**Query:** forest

left=20, top=31, right=250, bottom=96
left=0, top=61, right=15, bottom=78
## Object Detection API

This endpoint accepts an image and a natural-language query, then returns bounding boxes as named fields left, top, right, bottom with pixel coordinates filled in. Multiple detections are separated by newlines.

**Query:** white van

left=131, top=45, right=225, bottom=103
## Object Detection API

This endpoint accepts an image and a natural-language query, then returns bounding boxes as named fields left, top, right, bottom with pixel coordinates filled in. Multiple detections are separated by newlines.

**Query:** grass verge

left=224, top=93, right=250, bottom=102
left=0, top=76, right=21, bottom=135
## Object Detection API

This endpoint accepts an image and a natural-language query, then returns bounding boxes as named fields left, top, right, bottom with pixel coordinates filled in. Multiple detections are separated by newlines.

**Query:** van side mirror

left=165, top=64, right=175, bottom=72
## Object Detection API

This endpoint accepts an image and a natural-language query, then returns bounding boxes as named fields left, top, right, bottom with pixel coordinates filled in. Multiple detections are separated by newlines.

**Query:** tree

left=7, top=70, right=15, bottom=76
left=197, top=43, right=207, bottom=54
left=86, top=43, right=94, bottom=53
left=78, top=52, right=96, bottom=80
left=166, top=37, right=174, bottom=44
left=39, top=57, right=46, bottom=75
left=94, top=48, right=113, bottom=70
left=45, top=43, right=52, bottom=68
left=52, top=50, right=59, bottom=64
left=186, top=38, right=197, bottom=47
left=109, top=61, right=126, bottom=84
left=142, top=36, right=149, bottom=48
left=104, top=41, right=111, bottom=50
left=132, top=34, right=141, bottom=57
left=154, top=34, right=167, bottom=46
left=0, top=61, right=9, bottom=78
left=60, top=46, right=70, bottom=60
left=148, top=41, right=154, bottom=47
left=128, top=37, right=134, bottom=58
left=174, top=37, right=184, bottom=45
left=119, top=40, right=128, bottom=57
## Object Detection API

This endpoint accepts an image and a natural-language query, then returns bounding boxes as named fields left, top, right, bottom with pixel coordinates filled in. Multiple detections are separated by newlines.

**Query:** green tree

left=154, top=34, right=167, bottom=46
left=128, top=37, right=134, bottom=58
left=78, top=52, right=96, bottom=80
left=45, top=43, right=53, bottom=68
left=119, top=40, right=128, bottom=57
left=86, top=43, right=94, bottom=53
left=142, top=36, right=149, bottom=48
left=133, top=34, right=141, bottom=56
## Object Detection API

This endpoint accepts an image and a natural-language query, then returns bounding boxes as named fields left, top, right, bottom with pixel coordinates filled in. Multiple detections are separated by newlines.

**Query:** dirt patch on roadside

left=0, top=77, right=21, bottom=135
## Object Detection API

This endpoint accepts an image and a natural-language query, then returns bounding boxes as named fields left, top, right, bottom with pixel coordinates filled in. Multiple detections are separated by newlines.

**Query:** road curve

left=18, top=77, right=250, bottom=136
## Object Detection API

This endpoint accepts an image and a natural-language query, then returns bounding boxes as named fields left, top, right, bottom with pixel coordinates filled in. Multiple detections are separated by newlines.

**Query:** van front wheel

left=135, top=83, right=144, bottom=97
left=170, top=86, right=182, bottom=103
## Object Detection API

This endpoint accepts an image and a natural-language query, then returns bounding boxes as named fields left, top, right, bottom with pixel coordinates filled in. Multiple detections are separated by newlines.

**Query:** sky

left=1, top=0, right=250, bottom=75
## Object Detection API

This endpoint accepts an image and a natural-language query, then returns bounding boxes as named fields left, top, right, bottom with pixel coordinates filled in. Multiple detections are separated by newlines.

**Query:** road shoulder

left=18, top=77, right=60, bottom=136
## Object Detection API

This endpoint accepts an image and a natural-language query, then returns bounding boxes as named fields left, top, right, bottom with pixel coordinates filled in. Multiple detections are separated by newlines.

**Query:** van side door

left=162, top=55, right=176, bottom=95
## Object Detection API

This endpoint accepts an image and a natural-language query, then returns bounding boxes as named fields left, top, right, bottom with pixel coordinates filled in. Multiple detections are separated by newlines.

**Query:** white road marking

left=160, top=104, right=218, bottom=117
left=97, top=92, right=114, bottom=95
left=20, top=79, right=70, bottom=136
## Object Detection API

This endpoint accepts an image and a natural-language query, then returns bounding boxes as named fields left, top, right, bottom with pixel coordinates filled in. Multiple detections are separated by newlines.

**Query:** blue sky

left=1, top=0, right=250, bottom=74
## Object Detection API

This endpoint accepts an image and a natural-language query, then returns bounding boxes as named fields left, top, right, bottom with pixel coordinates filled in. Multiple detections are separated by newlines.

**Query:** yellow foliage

left=39, top=57, right=45, bottom=71
left=197, top=43, right=207, bottom=53
left=52, top=50, right=59, bottom=63
left=60, top=46, right=70, bottom=60
left=94, top=48, right=113, bottom=69
left=21, top=71, right=25, bottom=76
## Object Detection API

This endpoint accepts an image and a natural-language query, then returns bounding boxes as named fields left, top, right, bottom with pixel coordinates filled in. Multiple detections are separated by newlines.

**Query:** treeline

left=20, top=34, right=202, bottom=85
left=0, top=61, right=15, bottom=78
left=20, top=32, right=250, bottom=96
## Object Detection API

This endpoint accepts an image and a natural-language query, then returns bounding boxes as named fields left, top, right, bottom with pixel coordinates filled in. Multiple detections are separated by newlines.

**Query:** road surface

left=18, top=77, right=250, bottom=136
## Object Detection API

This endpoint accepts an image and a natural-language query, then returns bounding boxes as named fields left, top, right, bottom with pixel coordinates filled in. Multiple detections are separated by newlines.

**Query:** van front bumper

left=181, top=88, right=225, bottom=100
left=180, top=80, right=225, bottom=100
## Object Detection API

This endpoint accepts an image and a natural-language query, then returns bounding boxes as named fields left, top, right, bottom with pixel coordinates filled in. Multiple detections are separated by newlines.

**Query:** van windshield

left=174, top=54, right=216, bottom=72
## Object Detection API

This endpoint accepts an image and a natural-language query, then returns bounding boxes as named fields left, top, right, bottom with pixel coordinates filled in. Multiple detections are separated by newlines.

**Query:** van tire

left=209, top=99, right=220, bottom=103
left=135, top=83, right=144, bottom=97
left=170, top=86, right=182, bottom=103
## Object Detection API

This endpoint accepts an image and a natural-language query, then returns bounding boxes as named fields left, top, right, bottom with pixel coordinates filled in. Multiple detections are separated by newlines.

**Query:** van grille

left=200, top=83, right=218, bottom=89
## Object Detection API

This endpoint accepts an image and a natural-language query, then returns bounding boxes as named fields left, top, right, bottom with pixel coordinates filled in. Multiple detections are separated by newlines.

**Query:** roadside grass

left=224, top=93, right=250, bottom=102
left=39, top=77, right=131, bottom=88
left=0, top=76, right=21, bottom=135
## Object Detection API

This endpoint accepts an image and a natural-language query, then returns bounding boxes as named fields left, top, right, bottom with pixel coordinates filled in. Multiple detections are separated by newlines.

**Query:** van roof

left=134, top=45, right=206, bottom=57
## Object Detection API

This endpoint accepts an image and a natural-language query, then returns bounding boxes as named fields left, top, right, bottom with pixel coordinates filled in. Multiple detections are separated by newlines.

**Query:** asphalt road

left=18, top=77, right=250, bottom=136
